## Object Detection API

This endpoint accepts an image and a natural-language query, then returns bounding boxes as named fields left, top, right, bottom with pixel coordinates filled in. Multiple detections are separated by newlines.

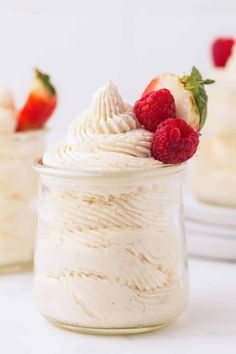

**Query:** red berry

left=16, top=68, right=57, bottom=132
left=212, top=37, right=235, bottom=67
left=134, top=89, right=176, bottom=132
left=151, top=118, right=199, bottom=164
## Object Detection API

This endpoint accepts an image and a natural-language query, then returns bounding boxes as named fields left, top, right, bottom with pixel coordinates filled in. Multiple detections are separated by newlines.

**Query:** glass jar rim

left=34, top=159, right=186, bottom=181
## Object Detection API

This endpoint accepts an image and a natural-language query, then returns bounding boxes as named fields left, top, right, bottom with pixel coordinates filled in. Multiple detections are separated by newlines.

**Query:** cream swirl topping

left=43, top=81, right=162, bottom=170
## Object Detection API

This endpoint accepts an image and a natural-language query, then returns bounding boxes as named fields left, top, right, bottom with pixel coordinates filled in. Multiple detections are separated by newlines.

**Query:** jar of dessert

left=34, top=162, right=188, bottom=334
left=190, top=40, right=236, bottom=207
left=34, top=80, right=190, bottom=334
left=0, top=69, right=57, bottom=273
left=0, top=131, right=45, bottom=273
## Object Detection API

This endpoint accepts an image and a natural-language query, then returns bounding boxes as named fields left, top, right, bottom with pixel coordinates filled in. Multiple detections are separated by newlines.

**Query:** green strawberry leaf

left=181, top=66, right=214, bottom=131
left=35, top=68, right=56, bottom=96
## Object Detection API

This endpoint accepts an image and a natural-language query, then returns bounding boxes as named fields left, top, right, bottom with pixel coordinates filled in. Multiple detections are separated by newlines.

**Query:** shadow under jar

left=34, top=162, right=188, bottom=335
left=0, top=130, right=45, bottom=273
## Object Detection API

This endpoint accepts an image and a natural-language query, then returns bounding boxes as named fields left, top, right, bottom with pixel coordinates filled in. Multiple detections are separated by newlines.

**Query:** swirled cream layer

left=191, top=134, right=236, bottom=207
left=205, top=43, right=236, bottom=134
left=43, top=81, right=162, bottom=170
left=34, top=176, right=187, bottom=328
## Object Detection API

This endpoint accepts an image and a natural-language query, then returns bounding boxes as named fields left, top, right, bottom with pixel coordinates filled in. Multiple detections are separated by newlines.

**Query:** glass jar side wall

left=34, top=166, right=188, bottom=334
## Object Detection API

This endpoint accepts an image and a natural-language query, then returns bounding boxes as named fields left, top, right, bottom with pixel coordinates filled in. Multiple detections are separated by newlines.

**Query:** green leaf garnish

left=34, top=68, right=56, bottom=96
left=181, top=66, right=214, bottom=130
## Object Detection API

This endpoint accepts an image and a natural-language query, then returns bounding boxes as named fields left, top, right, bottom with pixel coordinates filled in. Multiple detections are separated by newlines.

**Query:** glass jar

left=34, top=162, right=188, bottom=335
left=0, top=130, right=45, bottom=273
left=190, top=79, right=236, bottom=207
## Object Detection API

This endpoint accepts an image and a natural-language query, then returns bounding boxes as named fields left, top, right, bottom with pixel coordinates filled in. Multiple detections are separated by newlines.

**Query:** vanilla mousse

left=34, top=81, right=188, bottom=332
left=0, top=69, right=56, bottom=272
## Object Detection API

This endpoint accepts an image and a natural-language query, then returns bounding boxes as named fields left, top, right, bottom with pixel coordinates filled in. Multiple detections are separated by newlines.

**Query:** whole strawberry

left=151, top=118, right=199, bottom=164
left=134, top=89, right=176, bottom=132
left=212, top=37, right=235, bottom=67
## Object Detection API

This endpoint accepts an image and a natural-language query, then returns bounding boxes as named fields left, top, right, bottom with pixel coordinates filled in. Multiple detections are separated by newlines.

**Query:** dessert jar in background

left=34, top=163, right=188, bottom=334
left=190, top=78, right=236, bottom=207
left=0, top=69, right=57, bottom=273
left=0, top=131, right=45, bottom=272
left=190, top=39, right=236, bottom=207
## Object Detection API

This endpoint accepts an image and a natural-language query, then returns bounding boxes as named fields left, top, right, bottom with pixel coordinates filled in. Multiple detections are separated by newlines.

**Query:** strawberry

left=16, top=68, right=57, bottom=131
left=212, top=37, right=235, bottom=68
left=142, top=67, right=214, bottom=131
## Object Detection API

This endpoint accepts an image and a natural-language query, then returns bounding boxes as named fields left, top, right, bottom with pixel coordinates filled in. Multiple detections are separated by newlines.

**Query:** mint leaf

left=181, top=66, right=214, bottom=130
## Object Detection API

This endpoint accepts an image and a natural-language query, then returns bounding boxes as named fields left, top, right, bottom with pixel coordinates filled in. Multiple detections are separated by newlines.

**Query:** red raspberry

left=151, top=118, right=199, bottom=164
left=212, top=37, right=235, bottom=67
left=134, top=89, right=176, bottom=132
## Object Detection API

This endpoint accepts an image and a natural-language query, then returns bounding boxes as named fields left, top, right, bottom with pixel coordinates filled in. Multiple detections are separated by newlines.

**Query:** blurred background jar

left=0, top=69, right=57, bottom=274
left=0, top=130, right=45, bottom=273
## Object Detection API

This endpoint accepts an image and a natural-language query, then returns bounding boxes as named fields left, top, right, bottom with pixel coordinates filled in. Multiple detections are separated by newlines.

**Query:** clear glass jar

left=0, top=130, right=45, bottom=273
left=34, top=162, right=188, bottom=335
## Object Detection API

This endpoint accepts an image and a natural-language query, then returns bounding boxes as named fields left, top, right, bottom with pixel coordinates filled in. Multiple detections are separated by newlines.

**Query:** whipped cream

left=0, top=131, right=45, bottom=269
left=43, top=81, right=161, bottom=171
left=0, top=85, right=17, bottom=135
left=35, top=81, right=188, bottom=330
left=34, top=171, right=188, bottom=329
left=191, top=134, right=236, bottom=207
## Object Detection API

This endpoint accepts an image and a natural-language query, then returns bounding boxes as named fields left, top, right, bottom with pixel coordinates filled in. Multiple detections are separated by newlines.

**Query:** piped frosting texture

left=43, top=81, right=162, bottom=170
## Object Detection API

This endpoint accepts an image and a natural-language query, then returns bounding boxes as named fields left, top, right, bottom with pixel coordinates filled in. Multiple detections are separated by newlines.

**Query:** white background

left=0, top=0, right=236, bottom=139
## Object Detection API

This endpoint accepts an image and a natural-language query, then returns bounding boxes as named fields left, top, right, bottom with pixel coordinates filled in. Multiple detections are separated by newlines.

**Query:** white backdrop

left=0, top=0, right=235, bottom=142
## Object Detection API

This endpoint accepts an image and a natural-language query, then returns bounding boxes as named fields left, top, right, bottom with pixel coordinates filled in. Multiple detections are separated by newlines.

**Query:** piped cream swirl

left=44, top=81, right=162, bottom=170
left=89, top=80, right=135, bottom=133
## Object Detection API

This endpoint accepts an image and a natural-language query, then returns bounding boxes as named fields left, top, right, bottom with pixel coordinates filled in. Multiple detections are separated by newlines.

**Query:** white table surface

left=0, top=257, right=235, bottom=354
